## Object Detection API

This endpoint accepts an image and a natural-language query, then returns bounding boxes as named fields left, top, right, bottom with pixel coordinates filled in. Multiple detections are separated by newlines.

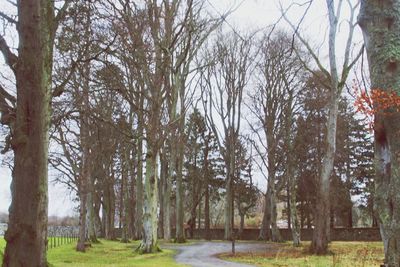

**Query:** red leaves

left=353, top=83, right=400, bottom=130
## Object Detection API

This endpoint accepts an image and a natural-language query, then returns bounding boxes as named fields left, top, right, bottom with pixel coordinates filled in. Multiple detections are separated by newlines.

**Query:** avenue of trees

left=0, top=0, right=399, bottom=266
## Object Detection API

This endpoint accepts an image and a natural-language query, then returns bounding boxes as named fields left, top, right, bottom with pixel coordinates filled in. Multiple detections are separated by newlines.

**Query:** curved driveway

left=164, top=241, right=269, bottom=267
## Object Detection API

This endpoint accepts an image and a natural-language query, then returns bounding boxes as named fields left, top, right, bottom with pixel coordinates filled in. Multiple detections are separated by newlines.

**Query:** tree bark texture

left=137, top=149, right=160, bottom=253
left=3, top=1, right=54, bottom=266
left=359, top=1, right=400, bottom=265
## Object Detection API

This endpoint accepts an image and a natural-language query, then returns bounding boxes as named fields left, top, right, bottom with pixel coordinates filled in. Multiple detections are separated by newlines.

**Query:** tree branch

left=0, top=11, right=17, bottom=24
left=0, top=35, right=18, bottom=73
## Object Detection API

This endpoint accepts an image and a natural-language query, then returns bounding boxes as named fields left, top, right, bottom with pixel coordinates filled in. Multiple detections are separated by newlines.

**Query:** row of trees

left=1, top=0, right=399, bottom=266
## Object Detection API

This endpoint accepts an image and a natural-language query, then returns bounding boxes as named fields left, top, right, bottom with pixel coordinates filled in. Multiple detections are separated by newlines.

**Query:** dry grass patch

left=220, top=241, right=384, bottom=267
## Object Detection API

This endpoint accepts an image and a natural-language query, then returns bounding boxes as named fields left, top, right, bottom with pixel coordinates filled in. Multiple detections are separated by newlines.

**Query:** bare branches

left=281, top=9, right=331, bottom=80
left=0, top=11, right=17, bottom=24
left=6, top=0, right=17, bottom=7
left=0, top=35, right=18, bottom=73
left=54, top=0, right=73, bottom=31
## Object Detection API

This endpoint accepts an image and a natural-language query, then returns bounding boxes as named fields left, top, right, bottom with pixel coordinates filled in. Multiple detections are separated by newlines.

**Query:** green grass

left=220, top=241, right=385, bottom=267
left=0, top=238, right=186, bottom=267
left=0, top=237, right=5, bottom=255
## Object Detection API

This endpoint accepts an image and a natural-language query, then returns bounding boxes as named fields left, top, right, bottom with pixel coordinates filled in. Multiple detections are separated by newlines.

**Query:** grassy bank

left=0, top=238, right=186, bottom=267
left=220, top=241, right=384, bottom=267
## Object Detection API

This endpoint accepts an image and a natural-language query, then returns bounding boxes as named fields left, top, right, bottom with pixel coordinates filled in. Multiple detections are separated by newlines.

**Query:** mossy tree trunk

left=359, top=1, right=400, bottom=265
left=137, top=147, right=160, bottom=253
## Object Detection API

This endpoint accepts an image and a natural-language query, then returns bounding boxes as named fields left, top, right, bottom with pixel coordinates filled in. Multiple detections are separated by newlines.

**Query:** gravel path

left=163, top=241, right=269, bottom=267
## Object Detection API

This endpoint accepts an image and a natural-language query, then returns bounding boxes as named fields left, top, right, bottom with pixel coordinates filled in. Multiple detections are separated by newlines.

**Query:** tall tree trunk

left=204, top=136, right=211, bottom=240
left=158, top=151, right=166, bottom=239
left=128, top=159, right=136, bottom=239
left=175, top=137, right=185, bottom=242
left=77, top=34, right=93, bottom=249
left=311, top=92, right=338, bottom=254
left=137, top=148, right=160, bottom=253
left=224, top=144, right=235, bottom=240
left=175, top=89, right=186, bottom=243
left=204, top=183, right=211, bottom=241
left=164, top=145, right=173, bottom=241
left=359, top=1, right=400, bottom=265
left=2, top=1, right=54, bottom=266
left=121, top=149, right=130, bottom=243
left=288, top=157, right=301, bottom=246
left=135, top=119, right=144, bottom=240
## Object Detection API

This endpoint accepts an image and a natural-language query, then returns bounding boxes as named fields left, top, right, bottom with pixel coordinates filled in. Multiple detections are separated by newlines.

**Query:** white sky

left=0, top=0, right=364, bottom=216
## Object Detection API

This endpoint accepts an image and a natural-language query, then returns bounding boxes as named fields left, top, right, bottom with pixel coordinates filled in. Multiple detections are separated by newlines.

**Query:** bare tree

left=248, top=30, right=304, bottom=244
left=282, top=0, right=362, bottom=254
left=201, top=31, right=253, bottom=240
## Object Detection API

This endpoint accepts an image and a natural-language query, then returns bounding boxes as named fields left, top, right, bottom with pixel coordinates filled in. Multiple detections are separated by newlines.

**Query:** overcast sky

left=0, top=0, right=363, bottom=217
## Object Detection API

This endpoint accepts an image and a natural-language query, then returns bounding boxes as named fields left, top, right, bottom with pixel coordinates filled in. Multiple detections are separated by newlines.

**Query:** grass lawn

left=0, top=238, right=186, bottom=267
left=220, top=241, right=384, bottom=267
left=0, top=237, right=5, bottom=253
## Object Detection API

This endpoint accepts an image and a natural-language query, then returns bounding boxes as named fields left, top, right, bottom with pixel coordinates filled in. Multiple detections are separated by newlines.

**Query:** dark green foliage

left=294, top=75, right=374, bottom=228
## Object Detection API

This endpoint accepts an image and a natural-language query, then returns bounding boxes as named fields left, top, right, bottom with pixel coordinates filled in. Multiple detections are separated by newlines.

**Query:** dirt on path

left=162, top=241, right=274, bottom=267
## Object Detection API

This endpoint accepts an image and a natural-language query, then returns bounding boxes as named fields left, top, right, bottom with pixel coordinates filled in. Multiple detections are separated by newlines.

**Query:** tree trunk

left=239, top=213, right=245, bottom=240
left=76, top=192, right=88, bottom=251
left=78, top=31, right=93, bottom=248
left=175, top=139, right=185, bottom=243
left=2, top=1, right=54, bottom=266
left=224, top=144, right=235, bottom=241
left=137, top=149, right=160, bottom=253
left=164, top=145, right=173, bottom=241
left=289, top=161, right=301, bottom=246
left=270, top=184, right=282, bottom=242
left=121, top=150, right=130, bottom=243
left=311, top=92, right=338, bottom=254
left=259, top=190, right=272, bottom=240
left=104, top=173, right=116, bottom=240
left=359, top=2, right=400, bottom=265
left=203, top=134, right=211, bottom=240
left=135, top=122, right=144, bottom=240
left=224, top=177, right=233, bottom=240
left=158, top=151, right=165, bottom=239
left=93, top=192, right=103, bottom=238
left=287, top=184, right=291, bottom=230
left=129, top=168, right=136, bottom=239
left=87, top=191, right=98, bottom=243
left=198, top=198, right=202, bottom=230
left=204, top=183, right=211, bottom=240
